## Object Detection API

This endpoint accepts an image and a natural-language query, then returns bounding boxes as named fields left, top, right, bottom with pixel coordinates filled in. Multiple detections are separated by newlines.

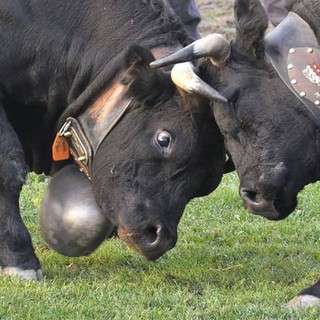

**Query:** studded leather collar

left=264, top=12, right=320, bottom=125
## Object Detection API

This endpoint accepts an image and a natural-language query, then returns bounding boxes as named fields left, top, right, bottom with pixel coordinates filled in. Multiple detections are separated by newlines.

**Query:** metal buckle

left=59, top=117, right=93, bottom=179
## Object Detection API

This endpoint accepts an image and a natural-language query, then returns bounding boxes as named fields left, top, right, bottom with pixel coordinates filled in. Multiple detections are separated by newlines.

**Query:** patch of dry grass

left=198, top=0, right=235, bottom=38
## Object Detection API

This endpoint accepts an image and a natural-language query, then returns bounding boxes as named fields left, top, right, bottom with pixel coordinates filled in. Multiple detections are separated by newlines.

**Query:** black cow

left=0, top=0, right=227, bottom=280
left=151, top=0, right=320, bottom=308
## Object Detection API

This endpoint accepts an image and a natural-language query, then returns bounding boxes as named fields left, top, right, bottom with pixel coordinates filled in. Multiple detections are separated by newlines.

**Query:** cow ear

left=121, top=45, right=174, bottom=105
left=234, top=0, right=268, bottom=59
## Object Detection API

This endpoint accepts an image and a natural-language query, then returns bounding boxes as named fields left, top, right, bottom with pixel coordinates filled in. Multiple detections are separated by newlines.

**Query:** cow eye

left=156, top=131, right=171, bottom=148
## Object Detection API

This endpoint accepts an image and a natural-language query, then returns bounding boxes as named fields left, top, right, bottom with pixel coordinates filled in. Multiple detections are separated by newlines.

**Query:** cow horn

left=150, top=34, right=231, bottom=68
left=171, top=62, right=227, bottom=104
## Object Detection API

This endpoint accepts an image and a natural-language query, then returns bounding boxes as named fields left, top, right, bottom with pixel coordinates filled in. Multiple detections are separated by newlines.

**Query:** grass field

left=1, top=1, right=320, bottom=319
left=1, top=173, right=320, bottom=319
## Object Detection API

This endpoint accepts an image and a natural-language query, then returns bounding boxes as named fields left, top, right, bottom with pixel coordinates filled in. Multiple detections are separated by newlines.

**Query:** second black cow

left=151, top=0, right=320, bottom=309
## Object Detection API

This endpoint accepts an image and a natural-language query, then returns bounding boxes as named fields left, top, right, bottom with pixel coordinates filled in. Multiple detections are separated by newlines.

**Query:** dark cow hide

left=151, top=0, right=320, bottom=309
left=0, top=0, right=227, bottom=280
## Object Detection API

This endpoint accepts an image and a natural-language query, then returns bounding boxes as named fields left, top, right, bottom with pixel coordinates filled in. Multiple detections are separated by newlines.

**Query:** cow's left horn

left=171, top=62, right=227, bottom=104
left=150, top=34, right=230, bottom=68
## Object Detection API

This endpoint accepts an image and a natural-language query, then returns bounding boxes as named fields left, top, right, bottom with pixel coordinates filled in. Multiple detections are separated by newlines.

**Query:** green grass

left=1, top=172, right=320, bottom=319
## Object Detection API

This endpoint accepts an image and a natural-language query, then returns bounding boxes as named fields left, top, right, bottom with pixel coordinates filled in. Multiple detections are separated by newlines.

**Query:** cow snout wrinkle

left=240, top=187, right=280, bottom=220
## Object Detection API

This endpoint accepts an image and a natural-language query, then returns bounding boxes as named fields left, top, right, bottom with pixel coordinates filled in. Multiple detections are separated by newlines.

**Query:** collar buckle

left=59, top=117, right=92, bottom=180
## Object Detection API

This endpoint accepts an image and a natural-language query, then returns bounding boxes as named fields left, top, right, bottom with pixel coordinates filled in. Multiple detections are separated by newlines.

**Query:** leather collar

left=54, top=80, right=133, bottom=180
left=264, top=12, right=320, bottom=125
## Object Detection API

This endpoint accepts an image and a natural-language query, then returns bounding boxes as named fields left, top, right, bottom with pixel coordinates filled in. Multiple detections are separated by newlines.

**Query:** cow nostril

left=144, top=225, right=161, bottom=246
left=240, top=188, right=258, bottom=204
left=240, top=187, right=280, bottom=219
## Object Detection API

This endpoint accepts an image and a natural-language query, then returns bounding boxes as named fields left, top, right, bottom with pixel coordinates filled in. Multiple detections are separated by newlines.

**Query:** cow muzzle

left=239, top=185, right=296, bottom=221
left=240, top=187, right=281, bottom=220
left=238, top=162, right=297, bottom=220
left=118, top=223, right=177, bottom=261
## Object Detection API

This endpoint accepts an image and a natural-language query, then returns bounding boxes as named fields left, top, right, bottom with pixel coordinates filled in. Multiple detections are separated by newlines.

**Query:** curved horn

left=150, top=34, right=231, bottom=68
left=171, top=62, right=227, bottom=104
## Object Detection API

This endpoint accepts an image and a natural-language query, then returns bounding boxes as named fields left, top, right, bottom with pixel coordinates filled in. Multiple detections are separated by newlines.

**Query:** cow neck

left=54, top=45, right=181, bottom=180
left=264, top=12, right=320, bottom=125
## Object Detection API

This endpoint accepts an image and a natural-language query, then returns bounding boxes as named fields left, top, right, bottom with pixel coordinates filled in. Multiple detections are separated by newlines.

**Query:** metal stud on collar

left=287, top=47, right=320, bottom=109
left=299, top=91, right=306, bottom=97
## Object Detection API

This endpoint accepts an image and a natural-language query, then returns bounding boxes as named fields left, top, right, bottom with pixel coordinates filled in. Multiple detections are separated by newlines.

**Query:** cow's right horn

left=150, top=34, right=230, bottom=68
left=171, top=62, right=227, bottom=104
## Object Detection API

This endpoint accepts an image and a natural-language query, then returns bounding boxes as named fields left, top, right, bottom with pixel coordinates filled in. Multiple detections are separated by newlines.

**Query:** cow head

left=70, top=45, right=226, bottom=260
left=151, top=0, right=320, bottom=221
